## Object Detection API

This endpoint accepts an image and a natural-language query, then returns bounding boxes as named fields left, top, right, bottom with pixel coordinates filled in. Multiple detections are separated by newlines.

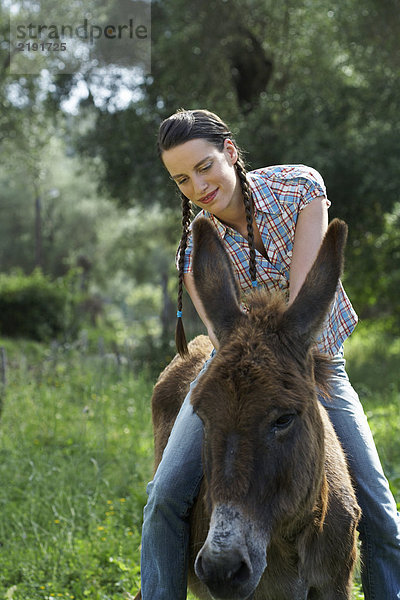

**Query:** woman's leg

left=319, top=353, right=400, bottom=600
left=140, top=355, right=213, bottom=600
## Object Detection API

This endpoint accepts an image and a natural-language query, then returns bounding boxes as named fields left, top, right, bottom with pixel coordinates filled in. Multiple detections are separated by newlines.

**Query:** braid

left=175, top=193, right=192, bottom=356
left=235, top=157, right=258, bottom=286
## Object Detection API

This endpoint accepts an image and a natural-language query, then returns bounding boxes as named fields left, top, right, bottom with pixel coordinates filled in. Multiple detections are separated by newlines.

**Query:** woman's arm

left=183, top=272, right=220, bottom=349
left=288, top=196, right=329, bottom=305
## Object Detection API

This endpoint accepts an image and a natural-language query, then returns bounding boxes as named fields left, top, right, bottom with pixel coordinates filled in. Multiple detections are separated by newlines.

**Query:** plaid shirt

left=178, top=164, right=358, bottom=356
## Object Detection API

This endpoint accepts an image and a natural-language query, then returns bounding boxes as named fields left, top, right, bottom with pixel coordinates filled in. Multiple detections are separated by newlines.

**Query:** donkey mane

left=192, top=285, right=331, bottom=419
left=245, top=288, right=332, bottom=397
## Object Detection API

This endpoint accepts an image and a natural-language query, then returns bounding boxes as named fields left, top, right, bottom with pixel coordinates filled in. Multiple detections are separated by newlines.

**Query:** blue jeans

left=140, top=352, right=400, bottom=599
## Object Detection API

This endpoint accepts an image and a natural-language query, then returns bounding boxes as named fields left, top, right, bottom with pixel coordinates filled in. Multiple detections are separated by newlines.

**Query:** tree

left=2, top=0, right=400, bottom=330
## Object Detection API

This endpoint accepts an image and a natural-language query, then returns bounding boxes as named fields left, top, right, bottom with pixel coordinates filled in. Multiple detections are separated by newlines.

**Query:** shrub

left=0, top=269, right=80, bottom=341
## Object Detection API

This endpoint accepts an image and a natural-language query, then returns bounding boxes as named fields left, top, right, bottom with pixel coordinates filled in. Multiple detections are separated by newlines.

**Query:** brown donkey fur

left=137, top=218, right=360, bottom=600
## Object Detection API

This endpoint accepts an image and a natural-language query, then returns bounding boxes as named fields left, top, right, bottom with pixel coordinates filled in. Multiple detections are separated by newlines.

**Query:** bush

left=0, top=269, right=80, bottom=342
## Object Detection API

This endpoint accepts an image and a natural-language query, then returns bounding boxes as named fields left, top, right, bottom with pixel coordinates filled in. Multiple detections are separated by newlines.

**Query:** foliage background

left=1, top=0, right=400, bottom=341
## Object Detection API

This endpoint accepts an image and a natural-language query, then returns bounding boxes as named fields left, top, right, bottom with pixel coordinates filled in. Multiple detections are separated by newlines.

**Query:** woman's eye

left=199, top=162, right=212, bottom=172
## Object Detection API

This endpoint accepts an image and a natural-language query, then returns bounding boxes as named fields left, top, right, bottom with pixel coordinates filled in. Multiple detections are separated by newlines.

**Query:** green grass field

left=0, top=340, right=153, bottom=599
left=0, top=321, right=398, bottom=599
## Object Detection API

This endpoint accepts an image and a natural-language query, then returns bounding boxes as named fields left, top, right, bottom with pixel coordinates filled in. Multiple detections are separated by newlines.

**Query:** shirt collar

left=246, top=170, right=281, bottom=215
left=202, top=211, right=228, bottom=239
left=202, top=169, right=280, bottom=238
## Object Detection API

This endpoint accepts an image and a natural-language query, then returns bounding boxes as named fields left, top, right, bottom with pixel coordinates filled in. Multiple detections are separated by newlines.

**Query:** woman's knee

left=357, top=492, right=400, bottom=540
left=146, top=476, right=179, bottom=508
left=144, top=472, right=200, bottom=524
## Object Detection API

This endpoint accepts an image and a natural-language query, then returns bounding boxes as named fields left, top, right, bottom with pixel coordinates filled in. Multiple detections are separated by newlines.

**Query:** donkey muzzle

left=195, top=503, right=267, bottom=600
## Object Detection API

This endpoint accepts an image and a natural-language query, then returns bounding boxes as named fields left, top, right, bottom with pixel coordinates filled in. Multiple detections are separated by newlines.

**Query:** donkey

left=139, top=217, right=360, bottom=600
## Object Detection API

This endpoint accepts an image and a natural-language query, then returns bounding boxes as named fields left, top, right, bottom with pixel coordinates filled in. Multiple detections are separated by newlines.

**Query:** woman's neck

left=212, top=181, right=250, bottom=236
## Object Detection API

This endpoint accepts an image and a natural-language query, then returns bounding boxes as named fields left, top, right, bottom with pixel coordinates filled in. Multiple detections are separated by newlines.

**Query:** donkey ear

left=192, top=218, right=243, bottom=343
left=283, top=218, right=348, bottom=348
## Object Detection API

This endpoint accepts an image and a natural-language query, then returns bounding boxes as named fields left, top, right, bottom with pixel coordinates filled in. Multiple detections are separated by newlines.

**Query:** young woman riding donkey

left=136, top=109, right=400, bottom=600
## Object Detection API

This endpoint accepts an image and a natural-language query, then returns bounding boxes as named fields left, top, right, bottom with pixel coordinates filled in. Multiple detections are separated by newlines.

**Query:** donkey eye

left=273, top=413, right=296, bottom=431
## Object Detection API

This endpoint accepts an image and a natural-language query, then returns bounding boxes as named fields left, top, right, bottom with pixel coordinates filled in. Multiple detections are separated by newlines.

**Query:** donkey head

left=189, top=217, right=348, bottom=600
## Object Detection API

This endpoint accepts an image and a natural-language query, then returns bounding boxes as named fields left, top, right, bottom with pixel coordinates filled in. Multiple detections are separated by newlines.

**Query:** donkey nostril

left=196, top=548, right=252, bottom=589
left=230, top=559, right=251, bottom=584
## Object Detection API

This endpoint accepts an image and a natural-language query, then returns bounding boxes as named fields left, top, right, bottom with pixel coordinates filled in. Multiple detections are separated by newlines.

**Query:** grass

left=0, top=319, right=399, bottom=599
left=344, top=319, right=400, bottom=502
left=0, top=339, right=154, bottom=600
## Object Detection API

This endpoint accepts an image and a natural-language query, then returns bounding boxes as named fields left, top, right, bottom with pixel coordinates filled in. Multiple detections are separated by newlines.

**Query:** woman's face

left=161, top=138, right=243, bottom=220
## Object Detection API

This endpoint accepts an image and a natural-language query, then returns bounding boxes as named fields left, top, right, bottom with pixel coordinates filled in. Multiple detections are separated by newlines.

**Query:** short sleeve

left=298, top=166, right=331, bottom=211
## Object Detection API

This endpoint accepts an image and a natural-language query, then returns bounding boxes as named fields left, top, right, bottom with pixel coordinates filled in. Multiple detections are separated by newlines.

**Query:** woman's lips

left=198, top=189, right=218, bottom=205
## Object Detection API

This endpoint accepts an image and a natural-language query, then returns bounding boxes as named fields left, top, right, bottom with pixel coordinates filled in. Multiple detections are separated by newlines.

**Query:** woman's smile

left=198, top=188, right=218, bottom=205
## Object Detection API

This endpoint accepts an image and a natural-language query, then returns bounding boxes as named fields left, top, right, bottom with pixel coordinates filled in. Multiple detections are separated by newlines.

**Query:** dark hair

left=157, top=109, right=257, bottom=356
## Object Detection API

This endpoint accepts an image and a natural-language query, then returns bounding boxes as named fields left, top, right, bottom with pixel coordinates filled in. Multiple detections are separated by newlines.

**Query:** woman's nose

left=193, top=174, right=208, bottom=195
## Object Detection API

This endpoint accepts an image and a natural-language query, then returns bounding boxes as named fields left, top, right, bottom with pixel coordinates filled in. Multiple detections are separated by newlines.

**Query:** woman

left=139, top=109, right=400, bottom=599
